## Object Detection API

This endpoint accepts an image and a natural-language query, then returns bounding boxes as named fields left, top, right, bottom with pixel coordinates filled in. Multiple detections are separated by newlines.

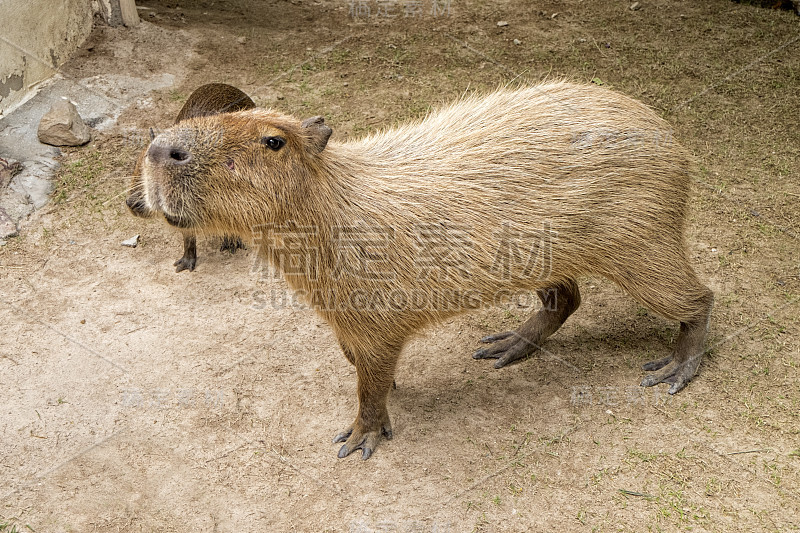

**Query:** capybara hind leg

left=474, top=279, right=581, bottom=368
left=220, top=234, right=245, bottom=253
left=174, top=233, right=197, bottom=272
left=634, top=278, right=713, bottom=394
left=334, top=343, right=399, bottom=460
left=641, top=314, right=711, bottom=394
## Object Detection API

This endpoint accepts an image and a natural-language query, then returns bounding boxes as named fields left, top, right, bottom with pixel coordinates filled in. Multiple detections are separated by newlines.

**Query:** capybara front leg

left=174, top=232, right=197, bottom=272
left=474, top=279, right=581, bottom=368
left=333, top=346, right=398, bottom=460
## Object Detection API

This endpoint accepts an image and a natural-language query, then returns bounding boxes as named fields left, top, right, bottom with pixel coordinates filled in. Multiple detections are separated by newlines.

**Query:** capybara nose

left=147, top=143, right=192, bottom=166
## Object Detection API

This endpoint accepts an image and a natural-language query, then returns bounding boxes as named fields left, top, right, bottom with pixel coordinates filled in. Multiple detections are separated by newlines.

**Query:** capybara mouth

left=125, top=192, right=154, bottom=218
left=163, top=212, right=194, bottom=229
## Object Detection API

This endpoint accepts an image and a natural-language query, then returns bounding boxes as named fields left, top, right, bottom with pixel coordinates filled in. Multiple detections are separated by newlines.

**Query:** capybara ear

left=301, top=116, right=333, bottom=153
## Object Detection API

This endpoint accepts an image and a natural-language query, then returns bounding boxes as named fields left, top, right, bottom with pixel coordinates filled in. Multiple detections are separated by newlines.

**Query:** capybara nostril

left=146, top=143, right=192, bottom=166
left=169, top=148, right=191, bottom=163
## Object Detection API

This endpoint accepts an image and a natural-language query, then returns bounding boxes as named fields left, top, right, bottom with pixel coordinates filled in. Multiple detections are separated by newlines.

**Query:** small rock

left=122, top=235, right=140, bottom=248
left=0, top=207, right=17, bottom=239
left=513, top=39, right=522, bottom=45
left=750, top=209, right=760, bottom=217
left=38, top=99, right=92, bottom=147
left=496, top=20, right=509, bottom=27
left=630, top=2, right=640, bottom=10
left=237, top=36, right=247, bottom=45
left=0, top=157, right=23, bottom=189
left=343, top=82, right=349, bottom=87
left=551, top=12, right=559, bottom=18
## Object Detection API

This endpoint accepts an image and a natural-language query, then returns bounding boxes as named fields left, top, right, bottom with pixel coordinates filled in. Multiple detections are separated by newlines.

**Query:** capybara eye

left=261, top=136, right=286, bottom=151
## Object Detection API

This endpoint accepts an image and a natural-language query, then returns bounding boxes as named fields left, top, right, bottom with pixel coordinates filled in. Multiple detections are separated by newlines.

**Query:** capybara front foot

left=176, top=234, right=198, bottom=272
left=473, top=330, right=538, bottom=368
left=333, top=416, right=393, bottom=461
left=174, top=254, right=196, bottom=272
left=220, top=235, right=245, bottom=253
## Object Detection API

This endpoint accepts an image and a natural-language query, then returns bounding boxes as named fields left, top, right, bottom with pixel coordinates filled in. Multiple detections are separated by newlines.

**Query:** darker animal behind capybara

left=139, top=81, right=714, bottom=460
left=126, top=83, right=256, bottom=271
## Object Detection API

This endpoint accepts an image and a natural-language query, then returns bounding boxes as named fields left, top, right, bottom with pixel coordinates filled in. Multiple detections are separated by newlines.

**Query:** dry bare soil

left=2, top=0, right=799, bottom=531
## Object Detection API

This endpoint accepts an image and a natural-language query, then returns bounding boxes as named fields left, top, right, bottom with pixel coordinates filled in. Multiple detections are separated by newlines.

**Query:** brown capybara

left=139, top=81, right=714, bottom=460
left=126, top=83, right=256, bottom=271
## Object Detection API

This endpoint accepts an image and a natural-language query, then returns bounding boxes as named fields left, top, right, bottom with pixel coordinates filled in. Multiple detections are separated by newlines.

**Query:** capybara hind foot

left=640, top=356, right=698, bottom=395
left=641, top=317, right=709, bottom=394
left=333, top=416, right=393, bottom=461
left=220, top=235, right=245, bottom=253
left=473, top=331, right=538, bottom=368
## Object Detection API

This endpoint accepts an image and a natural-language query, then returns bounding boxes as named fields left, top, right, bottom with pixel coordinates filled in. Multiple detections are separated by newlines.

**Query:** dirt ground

left=2, top=0, right=799, bottom=531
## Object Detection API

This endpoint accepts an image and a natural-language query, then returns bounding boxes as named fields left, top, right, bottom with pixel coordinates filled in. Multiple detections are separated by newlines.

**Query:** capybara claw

left=337, top=444, right=351, bottom=459
left=642, top=355, right=672, bottom=371
left=480, top=331, right=514, bottom=343
left=333, top=427, right=353, bottom=444
left=472, top=348, right=489, bottom=359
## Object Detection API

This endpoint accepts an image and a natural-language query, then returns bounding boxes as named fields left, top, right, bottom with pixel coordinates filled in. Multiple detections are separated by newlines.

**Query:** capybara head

left=140, top=110, right=333, bottom=233
left=126, top=83, right=256, bottom=220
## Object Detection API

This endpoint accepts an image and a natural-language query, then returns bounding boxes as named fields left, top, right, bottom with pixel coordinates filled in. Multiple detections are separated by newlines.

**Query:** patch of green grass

left=627, top=448, right=658, bottom=463
left=53, top=151, right=106, bottom=205
left=0, top=520, right=34, bottom=532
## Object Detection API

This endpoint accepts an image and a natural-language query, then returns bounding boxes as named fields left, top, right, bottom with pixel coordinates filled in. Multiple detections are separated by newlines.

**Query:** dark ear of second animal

left=171, top=84, right=256, bottom=272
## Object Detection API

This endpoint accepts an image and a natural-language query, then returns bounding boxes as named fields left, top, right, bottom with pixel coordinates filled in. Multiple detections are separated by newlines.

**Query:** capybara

left=126, top=83, right=256, bottom=271
left=139, top=81, right=713, bottom=460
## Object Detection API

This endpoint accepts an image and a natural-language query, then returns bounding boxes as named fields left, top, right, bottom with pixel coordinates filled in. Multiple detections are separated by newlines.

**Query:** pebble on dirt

left=122, top=235, right=140, bottom=248
left=496, top=20, right=509, bottom=27
left=37, top=98, right=92, bottom=147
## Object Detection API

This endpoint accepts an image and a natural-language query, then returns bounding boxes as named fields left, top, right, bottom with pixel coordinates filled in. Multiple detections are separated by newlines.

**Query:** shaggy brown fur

left=126, top=83, right=255, bottom=271
left=140, top=81, right=713, bottom=460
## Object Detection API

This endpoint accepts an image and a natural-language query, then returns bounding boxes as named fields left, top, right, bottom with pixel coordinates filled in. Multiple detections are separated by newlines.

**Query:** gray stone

left=10, top=163, right=56, bottom=209
left=496, top=21, right=509, bottom=27
left=0, top=206, right=17, bottom=239
left=122, top=235, right=140, bottom=248
left=37, top=99, right=92, bottom=146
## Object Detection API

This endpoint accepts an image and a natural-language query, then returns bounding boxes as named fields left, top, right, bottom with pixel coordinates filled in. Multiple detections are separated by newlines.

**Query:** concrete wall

left=0, top=0, right=97, bottom=115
